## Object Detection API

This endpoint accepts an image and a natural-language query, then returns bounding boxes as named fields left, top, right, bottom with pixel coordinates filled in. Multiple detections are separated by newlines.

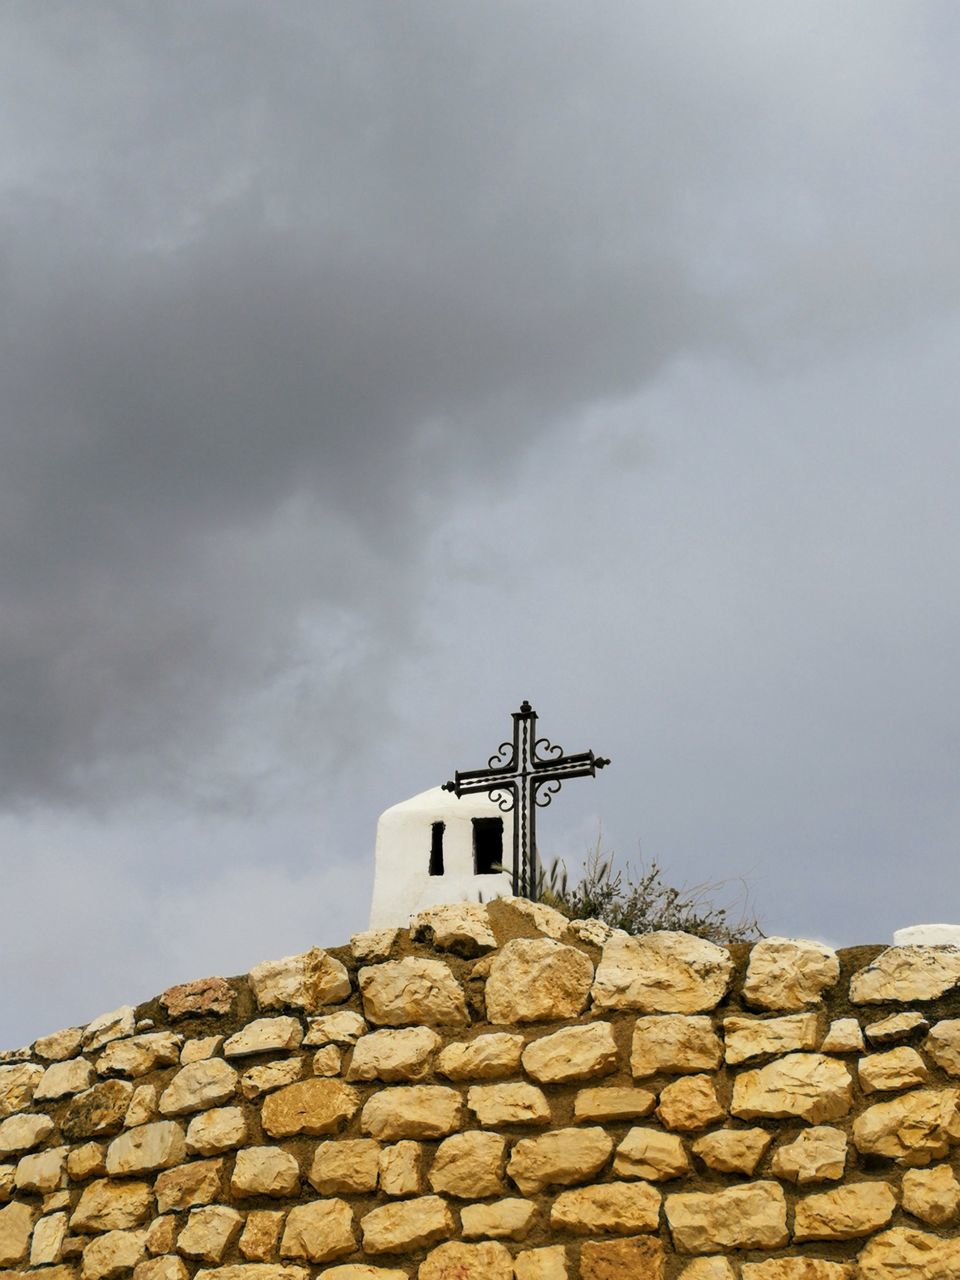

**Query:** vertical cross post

left=443, top=701, right=610, bottom=899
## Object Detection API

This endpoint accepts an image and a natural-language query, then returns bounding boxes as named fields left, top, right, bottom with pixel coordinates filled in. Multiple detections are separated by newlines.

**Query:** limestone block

left=160, top=978, right=233, bottom=1020
left=410, top=903, right=497, bottom=956
left=852, top=1088, right=960, bottom=1163
left=865, top=1012, right=927, bottom=1043
left=45, top=1190, right=72, bottom=1211
left=656, top=1075, right=725, bottom=1131
left=858, top=1047, right=928, bottom=1094
left=613, top=1128, right=690, bottom=1180
left=125, top=1084, right=158, bottom=1128
left=0, top=1201, right=37, bottom=1267
left=418, top=1240, right=513, bottom=1279
left=567, top=918, right=621, bottom=947
left=0, top=1112, right=55, bottom=1155
left=924, top=1019, right=960, bottom=1075
left=15, top=1146, right=68, bottom=1193
left=0, top=1063, right=44, bottom=1117
left=741, top=1263, right=854, bottom=1280
left=428, top=1131, right=505, bottom=1198
left=521, top=1022, right=617, bottom=1084
left=0, top=1162, right=11, bottom=1200
left=820, top=1019, right=864, bottom=1054
left=177, top=1207, right=243, bottom=1263
left=360, top=1195, right=453, bottom=1254
left=158, top=1060, right=238, bottom=1116
left=67, top=1145, right=107, bottom=1183
left=691, top=1128, right=772, bottom=1175
left=250, top=948, right=351, bottom=1013
left=105, top=1122, right=186, bottom=1175
left=180, top=1037, right=223, bottom=1065
left=145, top=1216, right=179, bottom=1255
left=551, top=1181, right=661, bottom=1235
left=494, top=896, right=571, bottom=939
left=238, top=1212, right=285, bottom=1262
left=770, top=1127, right=847, bottom=1184
left=485, top=938, right=593, bottom=1023
left=361, top=1086, right=462, bottom=1140
left=223, top=1019, right=303, bottom=1059
left=280, top=1198, right=358, bottom=1259
left=793, top=1181, right=897, bottom=1240
left=70, top=1180, right=153, bottom=1232
left=506, top=1127, right=612, bottom=1195
left=231, top=1148, right=301, bottom=1198
left=312, top=1047, right=341, bottom=1076
left=240, top=1060, right=303, bottom=1100
left=723, top=1014, right=819, bottom=1065
left=665, top=1181, right=788, bottom=1253
left=631, top=1015, right=723, bottom=1077
left=155, top=1160, right=224, bottom=1213
left=592, top=932, right=732, bottom=1013
left=320, top=1269, right=408, bottom=1280
left=574, top=1087, right=656, bottom=1122
left=858, top=1229, right=960, bottom=1279
left=680, top=1261, right=737, bottom=1280
left=460, top=1198, right=536, bottom=1240
left=29, top=1262, right=79, bottom=1280
left=743, top=938, right=839, bottom=1011
left=514, top=1246, right=569, bottom=1280
left=579, top=1237, right=665, bottom=1280
left=186, top=1107, right=248, bottom=1155
left=193, top=1268, right=307, bottom=1280
left=350, top=927, right=400, bottom=964
left=436, top=1034, right=523, bottom=1081
left=850, top=946, right=960, bottom=1004
left=34, top=1027, right=84, bottom=1062
left=308, top=1139, right=380, bottom=1194
left=902, top=1163, right=960, bottom=1225
left=261, top=1079, right=360, bottom=1137
left=31, top=1211, right=68, bottom=1266
left=62, top=1081, right=135, bottom=1141
left=346, top=1027, right=442, bottom=1082
left=135, top=1260, right=189, bottom=1280
left=96, top=1034, right=181, bottom=1079
left=378, top=1142, right=421, bottom=1197
left=303, top=1012, right=367, bottom=1048
left=730, top=1053, right=852, bottom=1123
left=466, top=1082, right=550, bottom=1127
left=82, top=1008, right=136, bottom=1053
left=359, top=959, right=468, bottom=1027
left=80, top=1229, right=146, bottom=1280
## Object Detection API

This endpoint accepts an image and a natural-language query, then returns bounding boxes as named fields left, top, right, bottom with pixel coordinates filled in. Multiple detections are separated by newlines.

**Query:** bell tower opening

left=472, top=817, right=503, bottom=875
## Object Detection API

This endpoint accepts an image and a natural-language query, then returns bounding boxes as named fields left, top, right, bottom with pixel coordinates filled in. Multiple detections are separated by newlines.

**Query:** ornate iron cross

left=443, top=701, right=610, bottom=899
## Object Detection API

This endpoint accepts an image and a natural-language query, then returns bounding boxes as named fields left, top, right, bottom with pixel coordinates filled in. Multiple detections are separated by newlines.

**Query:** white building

left=368, top=785, right=515, bottom=929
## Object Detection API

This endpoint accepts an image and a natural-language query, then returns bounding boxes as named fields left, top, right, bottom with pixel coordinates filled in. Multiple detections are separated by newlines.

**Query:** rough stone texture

left=410, top=904, right=497, bottom=956
left=665, top=1182, right=789, bottom=1253
left=580, top=1236, right=665, bottom=1280
left=858, top=1227, right=960, bottom=1279
left=574, top=1087, right=656, bottom=1122
left=460, top=1198, right=536, bottom=1240
left=31, top=1210, right=68, bottom=1266
left=852, top=1087, right=960, bottom=1163
left=359, top=959, right=468, bottom=1027
left=631, top=1015, right=723, bottom=1077
left=858, top=1046, right=928, bottom=1093
left=0, top=1201, right=37, bottom=1266
left=865, top=1011, right=927, bottom=1043
left=681, top=1261, right=738, bottom=1280
left=320, top=1269, right=407, bottom=1280
left=592, top=933, right=733, bottom=1013
left=70, top=1180, right=153, bottom=1233
left=436, top=1033, right=523, bottom=1081
left=361, top=1086, right=462, bottom=1140
left=29, top=1060, right=94, bottom=1103
left=105, top=1123, right=185, bottom=1175
left=15, top=1146, right=68, bottom=1193
left=741, top=1264, right=854, bottom=1280
left=125, top=1084, right=158, bottom=1128
left=485, top=938, right=593, bottom=1023
left=180, top=1036, right=223, bottom=1065
left=231, top=1148, right=301, bottom=1198
left=154, top=1160, right=223, bottom=1213
left=160, top=978, right=233, bottom=1020
left=238, top=1211, right=285, bottom=1262
left=731, top=1053, right=853, bottom=1123
left=691, top=1128, right=772, bottom=1175
left=346, top=1027, right=442, bottom=1082
left=136, top=1258, right=189, bottom=1280
left=250, top=948, right=351, bottom=1013
left=350, top=928, right=400, bottom=964
left=902, top=1163, right=960, bottom=1225
left=0, top=1063, right=44, bottom=1117
left=656, top=1075, right=725, bottom=1131
left=513, top=1244, right=568, bottom=1280
left=378, top=1142, right=421, bottom=1198
left=820, top=1019, right=864, bottom=1054
left=428, top=1131, right=505, bottom=1198
left=551, top=1180, right=661, bottom=1234
left=279, top=1199, right=355, bottom=1263
left=466, top=1083, right=550, bottom=1127
left=723, top=1014, right=819, bottom=1065
left=261, top=1080, right=360, bottom=1137
left=62, top=1082, right=134, bottom=1141
left=743, top=938, right=839, bottom=1011
left=308, top=1139, right=380, bottom=1194
left=0, top=1112, right=54, bottom=1155
left=223, top=1019, right=303, bottom=1059
left=520, top=1023, right=617, bottom=1083
left=303, top=1012, right=367, bottom=1048
left=157, top=1060, right=238, bottom=1116
left=418, top=1240, right=513, bottom=1280
left=850, top=946, right=960, bottom=1004
left=177, top=1205, right=243, bottom=1262
left=770, top=1127, right=848, bottom=1183
left=82, top=1008, right=136, bottom=1052
left=925, top=1019, right=960, bottom=1075
left=793, top=1181, right=897, bottom=1240
left=506, top=1127, right=613, bottom=1195
left=96, top=1034, right=181, bottom=1079
left=66, top=1143, right=107, bottom=1182
left=360, top=1195, right=453, bottom=1254
left=193, top=1268, right=306, bottom=1280
left=34, top=1027, right=85, bottom=1062
left=613, top=1128, right=690, bottom=1181
left=185, top=1108, right=248, bottom=1156
left=240, top=1060, right=303, bottom=1100
left=81, top=1227, right=146, bottom=1280
left=495, top=897, right=571, bottom=940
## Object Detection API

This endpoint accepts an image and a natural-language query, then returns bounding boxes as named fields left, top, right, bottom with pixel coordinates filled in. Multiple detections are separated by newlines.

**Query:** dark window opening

left=429, top=822, right=445, bottom=876
left=473, top=817, right=504, bottom=875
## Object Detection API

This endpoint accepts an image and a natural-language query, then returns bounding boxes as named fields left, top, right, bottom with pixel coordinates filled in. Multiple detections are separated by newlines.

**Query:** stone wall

left=3, top=898, right=960, bottom=1280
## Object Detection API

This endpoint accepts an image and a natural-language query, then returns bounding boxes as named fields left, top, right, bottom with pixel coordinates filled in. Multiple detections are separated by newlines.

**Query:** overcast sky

left=3, top=1, right=960, bottom=1048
